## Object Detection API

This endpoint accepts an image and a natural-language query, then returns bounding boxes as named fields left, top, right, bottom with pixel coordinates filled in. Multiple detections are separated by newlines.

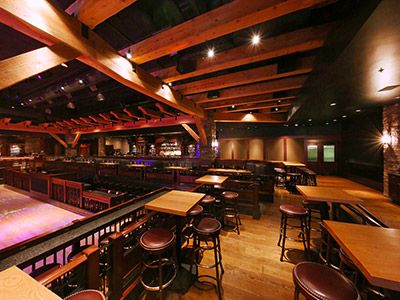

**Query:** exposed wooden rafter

left=181, top=124, right=200, bottom=143
left=88, top=116, right=109, bottom=124
left=71, top=133, right=82, bottom=148
left=49, top=133, right=68, bottom=148
left=121, top=0, right=336, bottom=64
left=194, top=116, right=207, bottom=146
left=99, top=114, right=119, bottom=123
left=202, top=92, right=298, bottom=110
left=192, top=76, right=307, bottom=103
left=214, top=113, right=286, bottom=123
left=110, top=111, right=134, bottom=122
left=155, top=103, right=177, bottom=117
left=217, top=101, right=292, bottom=113
left=123, top=108, right=146, bottom=120
left=0, top=118, right=66, bottom=133
left=66, top=0, right=138, bottom=29
left=70, top=115, right=196, bottom=134
left=138, top=106, right=162, bottom=119
left=0, top=44, right=79, bottom=92
left=152, top=24, right=332, bottom=83
left=0, top=0, right=204, bottom=118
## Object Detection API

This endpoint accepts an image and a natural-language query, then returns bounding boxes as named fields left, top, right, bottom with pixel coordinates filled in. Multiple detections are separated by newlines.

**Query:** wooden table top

left=0, top=266, right=62, bottom=300
left=282, top=161, right=306, bottom=167
left=296, top=186, right=364, bottom=204
left=99, top=162, right=119, bottom=166
left=208, top=168, right=252, bottom=174
left=145, top=190, right=205, bottom=216
left=164, top=166, right=189, bottom=170
left=324, top=220, right=400, bottom=291
left=126, top=164, right=148, bottom=168
left=195, top=175, right=229, bottom=185
left=76, top=161, right=93, bottom=164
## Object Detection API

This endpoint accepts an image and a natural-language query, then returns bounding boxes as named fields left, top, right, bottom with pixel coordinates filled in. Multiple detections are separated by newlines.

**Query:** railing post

left=83, top=245, right=100, bottom=290
left=108, top=232, right=124, bottom=300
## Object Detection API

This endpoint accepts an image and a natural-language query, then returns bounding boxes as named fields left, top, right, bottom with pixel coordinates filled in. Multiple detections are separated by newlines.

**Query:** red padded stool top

left=201, top=195, right=215, bottom=204
left=293, top=262, right=360, bottom=300
left=221, top=191, right=239, bottom=200
left=194, top=217, right=222, bottom=236
left=139, top=228, right=174, bottom=252
left=64, top=290, right=105, bottom=300
left=188, top=204, right=203, bottom=216
left=279, top=204, right=307, bottom=217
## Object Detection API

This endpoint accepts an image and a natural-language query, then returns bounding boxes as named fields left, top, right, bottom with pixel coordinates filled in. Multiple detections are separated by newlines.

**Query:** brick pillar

left=383, top=104, right=400, bottom=196
left=199, top=112, right=217, bottom=161
left=98, top=137, right=106, bottom=156
left=65, top=134, right=77, bottom=157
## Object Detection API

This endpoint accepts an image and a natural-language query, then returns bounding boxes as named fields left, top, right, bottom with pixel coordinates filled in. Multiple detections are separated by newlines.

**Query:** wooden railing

left=0, top=187, right=172, bottom=300
left=82, top=190, right=127, bottom=213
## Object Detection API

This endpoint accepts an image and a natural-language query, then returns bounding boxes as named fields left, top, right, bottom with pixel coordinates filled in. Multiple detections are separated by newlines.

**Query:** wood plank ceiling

left=0, top=0, right=351, bottom=136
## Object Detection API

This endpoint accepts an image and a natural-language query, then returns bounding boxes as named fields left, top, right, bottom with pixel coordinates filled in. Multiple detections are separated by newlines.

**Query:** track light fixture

left=126, top=49, right=132, bottom=60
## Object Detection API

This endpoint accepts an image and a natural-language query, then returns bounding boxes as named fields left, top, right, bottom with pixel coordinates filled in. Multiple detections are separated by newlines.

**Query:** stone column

left=199, top=112, right=217, bottom=161
left=383, top=103, right=400, bottom=196
left=98, top=137, right=106, bottom=156
left=65, top=134, right=78, bottom=157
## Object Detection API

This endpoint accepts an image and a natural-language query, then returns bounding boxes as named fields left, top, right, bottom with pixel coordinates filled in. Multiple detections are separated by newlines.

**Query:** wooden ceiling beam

left=138, top=106, right=162, bottom=119
left=110, top=111, right=134, bottom=122
left=88, top=115, right=109, bottom=124
left=0, top=0, right=204, bottom=118
left=192, top=75, right=307, bottom=103
left=194, top=116, right=207, bottom=146
left=79, top=117, right=95, bottom=125
left=71, top=115, right=196, bottom=134
left=99, top=113, right=119, bottom=123
left=71, top=118, right=88, bottom=126
left=121, top=0, right=336, bottom=64
left=202, top=92, right=298, bottom=110
left=181, top=124, right=200, bottom=143
left=216, top=101, right=292, bottom=113
left=155, top=103, right=177, bottom=117
left=214, top=112, right=286, bottom=123
left=0, top=44, right=79, bottom=92
left=177, top=56, right=315, bottom=95
left=152, top=23, right=333, bottom=83
left=71, top=132, right=81, bottom=148
left=66, top=0, right=138, bottom=29
left=49, top=133, right=68, bottom=148
left=123, top=108, right=146, bottom=120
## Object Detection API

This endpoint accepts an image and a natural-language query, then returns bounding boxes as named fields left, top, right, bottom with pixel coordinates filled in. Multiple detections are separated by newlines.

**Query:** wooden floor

left=166, top=176, right=400, bottom=300
left=0, top=186, right=82, bottom=250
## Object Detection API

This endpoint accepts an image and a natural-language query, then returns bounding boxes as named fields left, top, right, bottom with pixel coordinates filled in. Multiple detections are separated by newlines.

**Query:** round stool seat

left=189, top=204, right=203, bottom=216
left=293, top=262, right=360, bottom=300
left=30, top=263, right=61, bottom=281
left=280, top=204, right=307, bottom=217
left=221, top=191, right=239, bottom=199
left=302, top=200, right=321, bottom=210
left=64, top=289, right=105, bottom=300
left=139, top=228, right=174, bottom=252
left=201, top=195, right=215, bottom=204
left=194, top=217, right=222, bottom=236
left=287, top=172, right=301, bottom=176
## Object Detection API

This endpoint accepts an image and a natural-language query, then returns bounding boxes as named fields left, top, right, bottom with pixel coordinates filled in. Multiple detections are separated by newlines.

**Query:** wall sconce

left=211, top=139, right=219, bottom=148
left=381, top=131, right=392, bottom=147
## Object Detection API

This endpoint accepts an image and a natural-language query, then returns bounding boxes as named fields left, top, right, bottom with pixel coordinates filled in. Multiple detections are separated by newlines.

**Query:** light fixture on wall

left=381, top=131, right=392, bottom=147
left=211, top=139, right=219, bottom=148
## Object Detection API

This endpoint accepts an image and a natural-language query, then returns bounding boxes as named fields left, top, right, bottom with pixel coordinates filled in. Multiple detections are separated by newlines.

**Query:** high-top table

left=195, top=175, right=229, bottom=186
left=145, top=190, right=205, bottom=264
left=208, top=168, right=252, bottom=175
left=164, top=166, right=189, bottom=184
left=0, top=266, right=62, bottom=300
left=324, top=220, right=400, bottom=292
left=296, top=186, right=363, bottom=220
left=126, top=164, right=148, bottom=180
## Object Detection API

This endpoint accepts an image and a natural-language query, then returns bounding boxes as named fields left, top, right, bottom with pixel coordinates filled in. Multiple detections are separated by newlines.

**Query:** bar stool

left=319, top=223, right=340, bottom=270
left=64, top=290, right=105, bottom=300
left=191, top=218, right=224, bottom=300
left=293, top=262, right=360, bottom=300
left=302, top=200, right=324, bottom=235
left=277, top=204, right=309, bottom=261
left=221, top=191, right=241, bottom=234
left=274, top=167, right=286, bottom=187
left=200, top=195, right=216, bottom=217
left=184, top=204, right=204, bottom=247
left=139, top=228, right=179, bottom=300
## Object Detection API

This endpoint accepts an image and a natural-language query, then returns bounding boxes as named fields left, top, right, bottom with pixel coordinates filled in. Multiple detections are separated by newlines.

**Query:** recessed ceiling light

left=11, top=106, right=14, bottom=109
left=342, top=115, right=347, bottom=118
left=207, top=49, right=215, bottom=58
left=251, top=34, right=260, bottom=45
left=356, top=109, right=361, bottom=113
left=330, top=102, right=337, bottom=106
left=294, top=123, right=298, bottom=127
left=126, top=49, right=132, bottom=60
left=333, top=119, right=337, bottom=122
left=168, top=82, right=173, bottom=87
left=28, top=99, right=32, bottom=102
left=308, top=118, right=312, bottom=122
left=326, top=122, right=329, bottom=125
left=231, top=105, right=235, bottom=108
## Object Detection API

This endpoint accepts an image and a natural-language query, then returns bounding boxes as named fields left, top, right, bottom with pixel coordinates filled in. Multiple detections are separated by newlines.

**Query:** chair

left=293, top=262, right=360, bottom=300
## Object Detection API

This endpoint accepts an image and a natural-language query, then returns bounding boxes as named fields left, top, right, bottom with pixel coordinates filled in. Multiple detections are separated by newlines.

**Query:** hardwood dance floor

left=0, top=187, right=82, bottom=250
left=167, top=176, right=400, bottom=300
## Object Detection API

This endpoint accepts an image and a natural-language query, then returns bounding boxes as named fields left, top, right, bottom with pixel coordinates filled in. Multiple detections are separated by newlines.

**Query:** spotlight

left=342, top=115, right=347, bottom=118
left=67, top=101, right=75, bottom=109
left=61, top=62, right=68, bottom=68
left=37, top=75, right=42, bottom=79
left=294, top=123, right=298, bottom=127
left=356, top=109, right=361, bottom=113
left=77, top=78, right=85, bottom=86
left=20, top=102, right=24, bottom=106
left=126, top=49, right=132, bottom=60
left=97, top=92, right=105, bottom=101
left=207, top=49, right=215, bottom=58
left=252, top=34, right=260, bottom=45
left=162, top=83, right=167, bottom=90
left=28, top=99, right=32, bottom=102
left=231, top=105, right=235, bottom=108
left=308, top=118, right=312, bottom=122
left=330, top=102, right=337, bottom=106
left=11, top=106, right=14, bottom=109
left=168, top=82, right=173, bottom=87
